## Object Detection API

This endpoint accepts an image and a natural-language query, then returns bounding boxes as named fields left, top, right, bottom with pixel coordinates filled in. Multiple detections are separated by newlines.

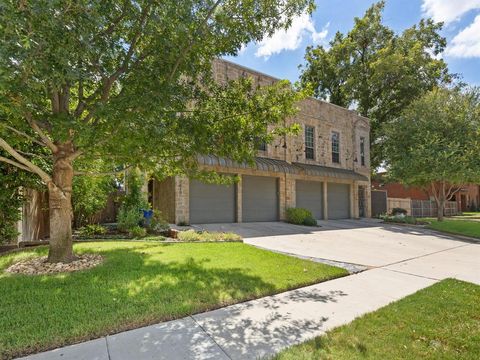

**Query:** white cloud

left=255, top=13, right=329, bottom=58
left=446, top=14, right=480, bottom=57
left=422, top=0, right=480, bottom=24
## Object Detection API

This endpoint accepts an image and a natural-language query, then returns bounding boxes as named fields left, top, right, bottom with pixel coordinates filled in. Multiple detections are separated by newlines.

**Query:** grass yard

left=427, top=219, right=480, bottom=239
left=0, top=241, right=347, bottom=359
left=274, top=279, right=480, bottom=360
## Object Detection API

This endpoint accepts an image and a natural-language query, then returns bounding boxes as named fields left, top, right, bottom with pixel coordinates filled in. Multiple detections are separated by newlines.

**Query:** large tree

left=299, top=1, right=451, bottom=169
left=383, top=87, right=480, bottom=221
left=0, top=0, right=311, bottom=263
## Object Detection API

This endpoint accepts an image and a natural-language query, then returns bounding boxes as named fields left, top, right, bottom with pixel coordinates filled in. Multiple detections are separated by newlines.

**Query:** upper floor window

left=305, top=126, right=315, bottom=160
left=331, top=131, right=340, bottom=163
left=360, top=137, right=366, bottom=166
left=256, top=141, right=267, bottom=151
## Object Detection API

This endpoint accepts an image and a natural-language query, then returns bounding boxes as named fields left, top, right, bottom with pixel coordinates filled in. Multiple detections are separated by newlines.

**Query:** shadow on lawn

left=0, top=245, right=279, bottom=359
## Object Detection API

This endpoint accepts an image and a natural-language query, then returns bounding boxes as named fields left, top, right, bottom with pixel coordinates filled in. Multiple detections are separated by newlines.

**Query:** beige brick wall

left=213, top=59, right=371, bottom=180
left=153, top=60, right=372, bottom=224
left=152, top=178, right=176, bottom=223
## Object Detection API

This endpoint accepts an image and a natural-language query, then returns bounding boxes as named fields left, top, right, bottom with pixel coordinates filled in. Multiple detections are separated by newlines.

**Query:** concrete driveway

left=196, top=219, right=480, bottom=285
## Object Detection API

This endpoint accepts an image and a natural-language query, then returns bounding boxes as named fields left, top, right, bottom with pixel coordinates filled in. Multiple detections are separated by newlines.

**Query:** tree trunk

left=47, top=144, right=75, bottom=263
left=437, top=182, right=446, bottom=222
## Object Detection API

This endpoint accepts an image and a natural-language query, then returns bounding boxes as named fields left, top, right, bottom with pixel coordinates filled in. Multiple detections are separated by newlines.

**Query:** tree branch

left=0, top=137, right=52, bottom=184
left=0, top=156, right=33, bottom=173
left=25, top=113, right=58, bottom=152
left=168, top=0, right=223, bottom=81
left=74, top=165, right=132, bottom=176
left=0, top=123, right=47, bottom=148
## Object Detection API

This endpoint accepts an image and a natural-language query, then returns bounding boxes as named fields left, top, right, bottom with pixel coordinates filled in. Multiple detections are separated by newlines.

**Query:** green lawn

left=427, top=219, right=480, bottom=239
left=274, top=279, right=480, bottom=360
left=0, top=241, right=347, bottom=359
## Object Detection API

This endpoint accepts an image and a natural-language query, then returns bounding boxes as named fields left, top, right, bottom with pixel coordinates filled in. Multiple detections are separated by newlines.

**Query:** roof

left=197, top=155, right=368, bottom=181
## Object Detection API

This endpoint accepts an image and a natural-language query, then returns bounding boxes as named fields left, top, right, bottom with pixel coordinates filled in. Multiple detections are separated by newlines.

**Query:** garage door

left=327, top=183, right=350, bottom=219
left=242, top=176, right=278, bottom=222
left=189, top=180, right=235, bottom=223
left=296, top=180, right=324, bottom=219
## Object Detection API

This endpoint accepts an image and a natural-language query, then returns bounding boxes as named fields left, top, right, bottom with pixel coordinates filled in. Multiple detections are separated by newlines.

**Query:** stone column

left=323, top=182, right=328, bottom=220
left=175, top=176, right=190, bottom=225
left=236, top=175, right=242, bottom=223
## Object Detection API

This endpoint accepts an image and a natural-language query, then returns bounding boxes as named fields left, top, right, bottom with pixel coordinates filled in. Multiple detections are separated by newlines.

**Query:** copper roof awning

left=197, top=155, right=368, bottom=182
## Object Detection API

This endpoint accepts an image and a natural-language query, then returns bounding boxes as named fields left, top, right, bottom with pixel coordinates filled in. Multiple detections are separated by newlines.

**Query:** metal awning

left=197, top=155, right=298, bottom=174
left=197, top=155, right=368, bottom=181
left=293, top=162, right=369, bottom=181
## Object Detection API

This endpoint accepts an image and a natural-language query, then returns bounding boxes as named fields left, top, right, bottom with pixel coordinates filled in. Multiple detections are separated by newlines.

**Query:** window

left=331, top=131, right=340, bottom=163
left=360, top=137, right=366, bottom=166
left=305, top=126, right=315, bottom=160
left=256, top=141, right=267, bottom=151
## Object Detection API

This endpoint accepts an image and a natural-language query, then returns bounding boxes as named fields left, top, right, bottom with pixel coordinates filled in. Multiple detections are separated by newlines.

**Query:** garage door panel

left=327, top=183, right=350, bottom=219
left=296, top=180, right=323, bottom=219
left=242, top=176, right=278, bottom=222
left=189, top=180, right=235, bottom=223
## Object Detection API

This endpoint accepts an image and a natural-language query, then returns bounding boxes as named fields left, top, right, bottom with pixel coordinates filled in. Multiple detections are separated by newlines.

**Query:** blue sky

left=225, top=0, right=480, bottom=86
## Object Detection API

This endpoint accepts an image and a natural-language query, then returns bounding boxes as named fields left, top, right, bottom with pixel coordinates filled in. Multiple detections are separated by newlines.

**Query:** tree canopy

left=299, top=1, right=451, bottom=169
left=383, top=87, right=480, bottom=220
left=0, top=0, right=312, bottom=262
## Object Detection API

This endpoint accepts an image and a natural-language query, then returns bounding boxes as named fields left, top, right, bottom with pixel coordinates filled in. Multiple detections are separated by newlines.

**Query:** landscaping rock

left=5, top=254, right=104, bottom=275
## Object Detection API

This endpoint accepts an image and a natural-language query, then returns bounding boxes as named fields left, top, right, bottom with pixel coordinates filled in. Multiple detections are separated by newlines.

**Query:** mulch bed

left=5, top=254, right=104, bottom=276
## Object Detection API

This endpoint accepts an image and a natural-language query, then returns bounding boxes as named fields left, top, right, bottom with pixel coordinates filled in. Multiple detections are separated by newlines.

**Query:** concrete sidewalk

left=19, top=268, right=437, bottom=360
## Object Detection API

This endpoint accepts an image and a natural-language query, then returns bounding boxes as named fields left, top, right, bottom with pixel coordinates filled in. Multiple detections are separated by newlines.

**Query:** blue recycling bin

left=142, top=209, right=153, bottom=227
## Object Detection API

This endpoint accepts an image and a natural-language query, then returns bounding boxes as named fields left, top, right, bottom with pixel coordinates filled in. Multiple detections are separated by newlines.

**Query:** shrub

left=128, top=225, right=147, bottom=238
left=391, top=208, right=408, bottom=216
left=72, top=165, right=116, bottom=228
left=286, top=207, right=317, bottom=226
left=177, top=230, right=241, bottom=242
left=77, top=224, right=107, bottom=237
left=117, top=207, right=143, bottom=232
left=147, top=210, right=170, bottom=233
left=117, top=171, right=149, bottom=232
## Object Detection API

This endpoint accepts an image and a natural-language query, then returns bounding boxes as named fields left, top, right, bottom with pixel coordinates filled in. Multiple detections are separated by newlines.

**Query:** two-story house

left=151, top=59, right=371, bottom=224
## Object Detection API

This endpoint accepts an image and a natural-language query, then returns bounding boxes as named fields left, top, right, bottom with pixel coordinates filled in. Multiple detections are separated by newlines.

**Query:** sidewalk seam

left=190, top=316, right=232, bottom=360
left=381, top=267, right=441, bottom=281
left=105, top=336, right=112, bottom=360
left=380, top=243, right=470, bottom=268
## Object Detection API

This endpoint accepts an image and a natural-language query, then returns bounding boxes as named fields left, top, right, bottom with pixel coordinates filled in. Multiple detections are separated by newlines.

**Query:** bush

left=77, top=224, right=107, bottom=237
left=117, top=170, right=149, bottom=233
left=177, top=230, right=242, bottom=242
left=147, top=210, right=170, bottom=233
left=117, top=207, right=143, bottom=232
left=128, top=225, right=147, bottom=238
left=286, top=208, right=317, bottom=226
left=391, top=208, right=408, bottom=216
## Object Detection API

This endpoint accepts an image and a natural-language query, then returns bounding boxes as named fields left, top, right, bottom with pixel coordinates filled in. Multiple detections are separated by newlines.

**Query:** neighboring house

left=371, top=174, right=479, bottom=216
left=150, top=59, right=371, bottom=224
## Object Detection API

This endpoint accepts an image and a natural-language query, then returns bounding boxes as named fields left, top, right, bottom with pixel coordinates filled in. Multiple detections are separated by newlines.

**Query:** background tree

left=383, top=87, right=480, bottom=221
left=299, top=1, right=451, bottom=169
left=0, top=0, right=312, bottom=263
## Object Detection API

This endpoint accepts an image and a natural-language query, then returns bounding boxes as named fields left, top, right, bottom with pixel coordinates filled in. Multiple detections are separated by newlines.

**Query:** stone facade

left=153, top=59, right=371, bottom=224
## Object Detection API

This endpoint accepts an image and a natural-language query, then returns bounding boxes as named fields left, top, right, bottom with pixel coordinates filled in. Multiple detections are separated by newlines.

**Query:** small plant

left=177, top=220, right=189, bottom=226
left=391, top=208, right=408, bottom=216
left=77, top=224, right=107, bottom=237
left=128, top=225, right=147, bottom=238
left=286, top=207, right=317, bottom=226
